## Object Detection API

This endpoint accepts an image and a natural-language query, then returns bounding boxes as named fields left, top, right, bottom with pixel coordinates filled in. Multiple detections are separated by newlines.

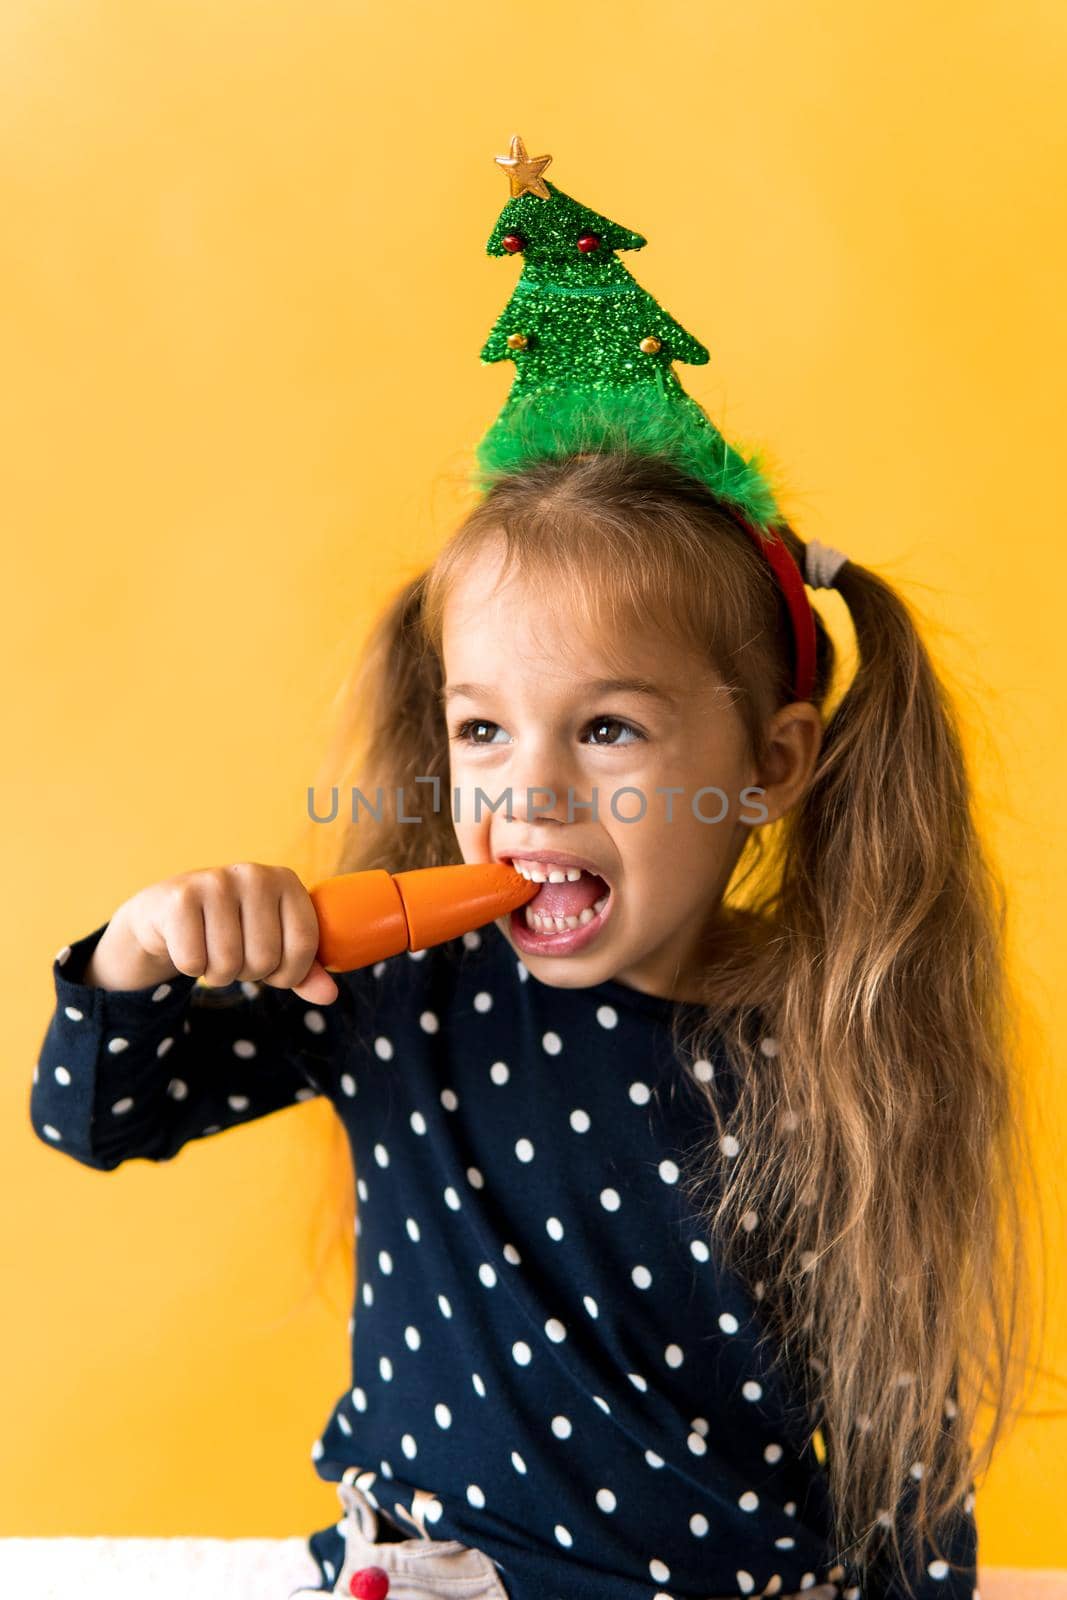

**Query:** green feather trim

left=472, top=383, right=783, bottom=532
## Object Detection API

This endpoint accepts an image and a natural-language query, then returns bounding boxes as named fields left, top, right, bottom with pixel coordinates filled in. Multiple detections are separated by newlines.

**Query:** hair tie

left=804, top=539, right=850, bottom=590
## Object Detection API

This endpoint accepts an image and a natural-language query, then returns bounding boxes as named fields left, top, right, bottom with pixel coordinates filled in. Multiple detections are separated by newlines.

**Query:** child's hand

left=82, top=864, right=340, bottom=1005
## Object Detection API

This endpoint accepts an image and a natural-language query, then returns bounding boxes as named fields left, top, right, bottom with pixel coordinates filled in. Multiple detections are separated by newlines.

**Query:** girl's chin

left=503, top=882, right=615, bottom=959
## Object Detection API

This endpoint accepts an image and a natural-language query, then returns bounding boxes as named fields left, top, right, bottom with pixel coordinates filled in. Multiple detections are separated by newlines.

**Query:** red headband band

left=724, top=512, right=817, bottom=704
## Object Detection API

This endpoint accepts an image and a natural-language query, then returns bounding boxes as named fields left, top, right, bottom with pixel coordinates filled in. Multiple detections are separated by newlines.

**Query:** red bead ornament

left=349, top=1565, right=390, bottom=1599
left=576, top=233, right=601, bottom=253
left=501, top=233, right=524, bottom=253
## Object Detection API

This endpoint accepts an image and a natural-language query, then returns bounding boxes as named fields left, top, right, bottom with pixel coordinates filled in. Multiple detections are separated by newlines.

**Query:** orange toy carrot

left=307, top=863, right=540, bottom=973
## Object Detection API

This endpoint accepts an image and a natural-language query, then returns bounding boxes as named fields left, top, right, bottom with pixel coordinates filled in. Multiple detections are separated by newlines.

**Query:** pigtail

left=684, top=550, right=1045, bottom=1593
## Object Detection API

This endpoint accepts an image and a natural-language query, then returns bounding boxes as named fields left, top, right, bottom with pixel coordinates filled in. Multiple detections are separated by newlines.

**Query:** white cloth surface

left=0, top=1538, right=322, bottom=1600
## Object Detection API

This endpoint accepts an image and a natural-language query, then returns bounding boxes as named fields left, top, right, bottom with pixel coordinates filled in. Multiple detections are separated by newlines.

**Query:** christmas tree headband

left=473, top=135, right=850, bottom=704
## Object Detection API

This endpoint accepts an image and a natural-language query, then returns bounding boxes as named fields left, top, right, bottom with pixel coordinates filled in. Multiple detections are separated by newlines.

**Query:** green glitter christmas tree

left=474, top=136, right=783, bottom=531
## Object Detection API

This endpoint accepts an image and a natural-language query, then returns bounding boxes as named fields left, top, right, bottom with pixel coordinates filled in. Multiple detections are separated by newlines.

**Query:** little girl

left=31, top=149, right=1033, bottom=1600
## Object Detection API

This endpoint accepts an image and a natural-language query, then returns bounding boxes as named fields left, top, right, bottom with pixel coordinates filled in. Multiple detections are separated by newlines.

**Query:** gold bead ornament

left=639, top=335, right=662, bottom=354
left=506, top=332, right=529, bottom=350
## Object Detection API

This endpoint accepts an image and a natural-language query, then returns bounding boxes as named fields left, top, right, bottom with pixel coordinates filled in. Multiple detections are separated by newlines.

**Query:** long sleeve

left=29, top=921, right=334, bottom=1170
left=861, top=1475, right=978, bottom=1599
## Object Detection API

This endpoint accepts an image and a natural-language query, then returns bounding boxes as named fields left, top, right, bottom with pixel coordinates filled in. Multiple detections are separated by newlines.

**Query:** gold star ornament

left=494, top=134, right=552, bottom=200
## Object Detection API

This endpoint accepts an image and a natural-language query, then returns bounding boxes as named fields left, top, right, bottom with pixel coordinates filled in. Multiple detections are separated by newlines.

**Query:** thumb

left=292, top=957, right=340, bottom=1006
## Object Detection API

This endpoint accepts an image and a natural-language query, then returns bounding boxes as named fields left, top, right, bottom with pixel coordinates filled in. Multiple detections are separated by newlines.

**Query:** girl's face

left=440, top=544, right=766, bottom=1003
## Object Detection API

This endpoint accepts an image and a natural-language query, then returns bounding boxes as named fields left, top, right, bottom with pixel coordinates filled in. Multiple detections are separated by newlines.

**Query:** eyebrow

left=441, top=677, right=678, bottom=707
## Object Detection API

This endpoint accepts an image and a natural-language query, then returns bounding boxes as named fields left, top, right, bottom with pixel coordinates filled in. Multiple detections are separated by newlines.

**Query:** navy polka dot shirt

left=31, top=916, right=978, bottom=1600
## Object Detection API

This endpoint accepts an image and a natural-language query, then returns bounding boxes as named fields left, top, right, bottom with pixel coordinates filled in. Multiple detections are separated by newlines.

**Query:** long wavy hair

left=287, top=450, right=1049, bottom=1596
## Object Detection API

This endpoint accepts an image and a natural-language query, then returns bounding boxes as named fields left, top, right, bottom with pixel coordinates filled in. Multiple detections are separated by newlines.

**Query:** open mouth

left=500, top=857, right=614, bottom=953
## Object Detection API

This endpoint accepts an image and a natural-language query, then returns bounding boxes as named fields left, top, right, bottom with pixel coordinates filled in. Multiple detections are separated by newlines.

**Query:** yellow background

left=4, top=0, right=1065, bottom=1571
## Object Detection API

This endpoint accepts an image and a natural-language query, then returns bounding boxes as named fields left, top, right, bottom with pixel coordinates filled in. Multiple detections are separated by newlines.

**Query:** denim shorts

left=286, top=1468, right=843, bottom=1600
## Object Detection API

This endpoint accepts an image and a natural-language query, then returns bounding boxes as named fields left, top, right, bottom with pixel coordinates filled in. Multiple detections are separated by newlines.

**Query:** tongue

left=528, top=870, right=606, bottom=918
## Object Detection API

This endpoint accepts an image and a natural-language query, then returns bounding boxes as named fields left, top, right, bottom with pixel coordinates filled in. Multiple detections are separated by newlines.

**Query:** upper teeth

left=512, top=862, right=586, bottom=883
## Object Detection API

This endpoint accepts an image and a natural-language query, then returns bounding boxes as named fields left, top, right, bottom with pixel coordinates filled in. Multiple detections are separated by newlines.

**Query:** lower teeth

left=525, top=893, right=609, bottom=934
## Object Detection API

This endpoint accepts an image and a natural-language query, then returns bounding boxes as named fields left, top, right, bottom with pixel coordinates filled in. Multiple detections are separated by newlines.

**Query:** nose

left=497, top=735, right=584, bottom=827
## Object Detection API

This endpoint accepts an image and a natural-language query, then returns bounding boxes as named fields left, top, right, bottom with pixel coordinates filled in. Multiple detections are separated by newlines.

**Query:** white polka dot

left=658, top=1159, right=679, bottom=1184
left=472, top=1373, right=486, bottom=1397
left=774, top=1536, right=796, bottom=1550
left=337, top=1414, right=351, bottom=1436
left=583, top=1295, right=598, bottom=1317
left=425, top=1498, right=443, bottom=1522
left=107, top=1037, right=129, bottom=1054
left=441, top=1087, right=459, bottom=1111
left=628, top=1372, right=648, bottom=1392
left=512, top=1341, right=532, bottom=1365
left=352, top=1386, right=367, bottom=1410
left=410, top=1110, right=427, bottom=1134
left=474, top=991, right=492, bottom=1013
left=741, top=1209, right=759, bottom=1231
left=691, top=1417, right=709, bottom=1436
left=467, top=1166, right=484, bottom=1188
left=927, top=1561, right=950, bottom=1580
left=156, top=1036, right=174, bottom=1057
left=444, top=1186, right=461, bottom=1210
left=401, top=1433, right=417, bottom=1459
left=569, top=1107, right=591, bottom=1132
left=111, top=1097, right=134, bottom=1115
left=55, top=946, right=71, bottom=965
left=546, top=1216, right=564, bottom=1241
left=310, top=1438, right=324, bottom=1461
left=600, top=1187, right=621, bottom=1211
left=490, top=1061, right=510, bottom=1085
left=760, top=1036, right=779, bottom=1056
left=404, top=1325, right=421, bottom=1351
left=542, top=1031, right=562, bottom=1055
left=407, top=947, right=426, bottom=961
left=596, top=1488, right=616, bottom=1512
left=511, top=1450, right=527, bottom=1473
left=665, top=1344, right=684, bottom=1367
left=764, top=1442, right=784, bottom=1463
left=503, top=1243, right=522, bottom=1264
left=54, top=1066, right=71, bottom=1086
left=151, top=983, right=171, bottom=1002
left=690, top=1238, right=710, bottom=1262
left=645, top=1449, right=664, bottom=1468
left=545, top=1318, right=566, bottom=1343
left=910, top=1460, right=925, bottom=1481
left=41, top=1125, right=61, bottom=1141
left=736, top=1571, right=755, bottom=1593
left=378, top=1250, right=393, bottom=1274
left=467, top=1484, right=485, bottom=1508
left=632, top=1265, right=652, bottom=1289
left=374, top=1036, right=394, bottom=1060
left=692, top=1057, right=714, bottom=1082
left=551, top=1415, right=572, bottom=1439
left=515, top=958, right=527, bottom=980
left=340, top=1073, right=356, bottom=1097
left=303, top=1010, right=326, bottom=1034
left=739, top=1490, right=759, bottom=1512
left=295, top=1087, right=316, bottom=1101
left=742, top=1380, right=763, bottom=1402
left=373, top=961, right=385, bottom=977
left=63, top=1006, right=83, bottom=1021
left=479, top=1262, right=498, bottom=1288
left=690, top=1513, right=709, bottom=1536
left=719, top=1312, right=739, bottom=1334
left=227, top=1095, right=250, bottom=1112
left=596, top=1005, right=618, bottom=1029
left=687, top=1431, right=707, bottom=1456
left=629, top=1081, right=651, bottom=1104
left=357, top=1177, right=368, bottom=1202
left=721, top=1133, right=740, bottom=1157
left=373, top=1142, right=390, bottom=1167
left=463, top=929, right=482, bottom=949
left=167, top=1078, right=187, bottom=1100
left=593, top=1395, right=611, bottom=1414
left=515, top=1137, right=535, bottom=1162
left=406, top=1217, right=420, bottom=1242
left=554, top=1525, right=572, bottom=1547
left=379, top=1356, right=393, bottom=1380
left=233, top=1039, right=256, bottom=1059
left=650, top=1559, right=670, bottom=1582
left=419, top=1010, right=439, bottom=1033
left=438, top=1294, right=452, bottom=1318
left=434, top=1403, right=451, bottom=1428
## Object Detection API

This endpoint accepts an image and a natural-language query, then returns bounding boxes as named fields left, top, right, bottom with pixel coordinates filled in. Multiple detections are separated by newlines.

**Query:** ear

left=753, top=701, right=823, bottom=825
